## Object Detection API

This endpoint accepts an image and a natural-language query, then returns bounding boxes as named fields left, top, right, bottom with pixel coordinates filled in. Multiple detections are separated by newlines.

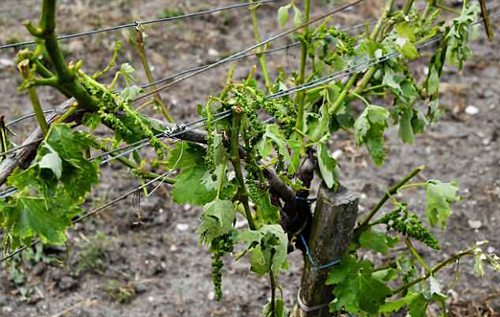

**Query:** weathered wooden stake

left=295, top=183, right=358, bottom=317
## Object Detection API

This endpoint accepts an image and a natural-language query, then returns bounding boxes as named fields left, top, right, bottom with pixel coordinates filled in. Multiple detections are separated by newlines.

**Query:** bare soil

left=0, top=1, right=499, bottom=317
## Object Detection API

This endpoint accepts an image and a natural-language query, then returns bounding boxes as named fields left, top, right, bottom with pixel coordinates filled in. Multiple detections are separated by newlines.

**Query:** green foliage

left=198, top=200, right=236, bottom=245
left=0, top=125, right=99, bottom=247
left=3, top=1, right=496, bottom=317
left=354, top=104, right=390, bottom=165
left=359, top=227, right=398, bottom=254
left=425, top=180, right=460, bottom=228
left=167, top=142, right=217, bottom=206
left=317, top=143, right=339, bottom=189
left=327, top=254, right=392, bottom=315
left=238, top=225, right=288, bottom=275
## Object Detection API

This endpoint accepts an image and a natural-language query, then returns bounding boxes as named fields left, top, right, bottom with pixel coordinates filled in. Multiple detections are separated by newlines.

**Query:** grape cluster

left=380, top=207, right=440, bottom=250
left=210, top=233, right=234, bottom=301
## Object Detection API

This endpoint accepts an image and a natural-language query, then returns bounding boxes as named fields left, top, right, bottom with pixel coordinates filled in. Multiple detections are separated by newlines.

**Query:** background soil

left=0, top=1, right=499, bottom=316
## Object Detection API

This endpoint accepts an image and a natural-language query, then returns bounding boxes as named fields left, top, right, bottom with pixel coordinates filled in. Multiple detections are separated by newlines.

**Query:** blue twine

left=300, top=234, right=341, bottom=270
left=295, top=196, right=317, bottom=203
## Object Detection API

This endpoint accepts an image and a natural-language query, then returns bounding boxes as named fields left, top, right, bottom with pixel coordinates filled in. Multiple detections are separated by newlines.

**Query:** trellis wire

left=0, top=109, right=232, bottom=199
left=97, top=110, right=232, bottom=164
left=2, top=9, right=497, bottom=171
left=0, top=6, right=498, bottom=262
left=0, top=170, right=174, bottom=263
left=132, top=0, right=367, bottom=102
left=0, top=0, right=279, bottom=50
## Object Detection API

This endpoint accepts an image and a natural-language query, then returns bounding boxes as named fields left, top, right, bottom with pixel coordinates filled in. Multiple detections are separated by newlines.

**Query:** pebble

left=208, top=291, right=215, bottom=301
left=332, top=149, right=343, bottom=160
left=2, top=306, right=13, bottom=313
left=467, top=219, right=482, bottom=229
left=176, top=223, right=189, bottom=231
left=0, top=58, right=13, bottom=68
left=58, top=276, right=78, bottom=291
left=465, top=105, right=479, bottom=115
left=170, top=245, right=178, bottom=252
left=183, top=204, right=191, bottom=211
left=208, top=48, right=220, bottom=57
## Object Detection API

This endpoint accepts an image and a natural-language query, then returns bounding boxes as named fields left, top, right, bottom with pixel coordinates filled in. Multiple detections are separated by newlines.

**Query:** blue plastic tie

left=300, top=234, right=341, bottom=270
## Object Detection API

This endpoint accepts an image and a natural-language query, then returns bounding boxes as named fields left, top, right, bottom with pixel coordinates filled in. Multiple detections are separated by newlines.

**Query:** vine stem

left=134, top=29, right=175, bottom=123
left=391, top=249, right=475, bottom=295
left=18, top=61, right=49, bottom=136
left=269, top=268, right=277, bottom=317
left=25, top=0, right=98, bottom=111
left=249, top=0, right=272, bottom=92
left=295, top=0, right=311, bottom=132
left=230, top=109, right=256, bottom=230
left=329, top=0, right=395, bottom=115
left=404, top=237, right=431, bottom=274
left=356, top=165, right=424, bottom=232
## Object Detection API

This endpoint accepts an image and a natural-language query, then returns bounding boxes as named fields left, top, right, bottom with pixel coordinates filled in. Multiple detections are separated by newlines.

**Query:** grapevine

left=0, top=0, right=499, bottom=316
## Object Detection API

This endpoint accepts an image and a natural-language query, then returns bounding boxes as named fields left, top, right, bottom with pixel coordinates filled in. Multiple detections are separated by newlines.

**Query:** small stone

left=58, top=276, right=77, bottom=291
left=208, top=291, right=215, bottom=301
left=183, top=204, right=191, bottom=211
left=208, top=48, right=219, bottom=57
left=0, top=58, right=13, bottom=68
left=332, top=149, right=343, bottom=160
left=359, top=193, right=367, bottom=200
left=2, top=306, right=13, bottom=313
left=465, top=105, right=479, bottom=115
left=468, top=219, right=482, bottom=229
left=176, top=223, right=189, bottom=231
left=170, top=245, right=178, bottom=252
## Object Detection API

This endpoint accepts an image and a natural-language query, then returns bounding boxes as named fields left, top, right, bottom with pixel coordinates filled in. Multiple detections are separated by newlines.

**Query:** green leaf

left=426, top=65, right=440, bottom=95
left=379, top=292, right=420, bottom=314
left=262, top=298, right=289, bottom=317
left=9, top=197, right=71, bottom=245
left=408, top=293, right=429, bottom=317
left=399, top=107, right=415, bottom=144
left=258, top=124, right=290, bottom=164
left=293, top=5, right=302, bottom=26
left=383, top=66, right=400, bottom=90
left=317, top=143, right=338, bottom=189
left=198, top=200, right=236, bottom=245
left=277, top=4, right=291, bottom=26
left=354, top=105, right=390, bottom=165
left=395, top=22, right=419, bottom=59
left=168, top=142, right=218, bottom=205
left=173, top=165, right=217, bottom=206
left=38, top=151, right=62, bottom=179
left=255, top=190, right=280, bottom=224
left=327, top=254, right=392, bottom=315
left=395, top=22, right=417, bottom=42
left=425, top=180, right=460, bottom=228
left=400, top=41, right=419, bottom=59
left=119, top=85, right=144, bottom=102
left=359, top=227, right=396, bottom=254
left=120, top=63, right=136, bottom=85
left=82, top=113, right=101, bottom=130
left=239, top=225, right=288, bottom=275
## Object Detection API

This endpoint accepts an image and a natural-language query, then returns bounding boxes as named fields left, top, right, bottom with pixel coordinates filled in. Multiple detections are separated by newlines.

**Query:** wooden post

left=295, top=184, right=358, bottom=317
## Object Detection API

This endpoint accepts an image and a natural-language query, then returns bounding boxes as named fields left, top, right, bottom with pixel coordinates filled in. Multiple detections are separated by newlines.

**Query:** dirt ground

left=0, top=1, right=499, bottom=316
